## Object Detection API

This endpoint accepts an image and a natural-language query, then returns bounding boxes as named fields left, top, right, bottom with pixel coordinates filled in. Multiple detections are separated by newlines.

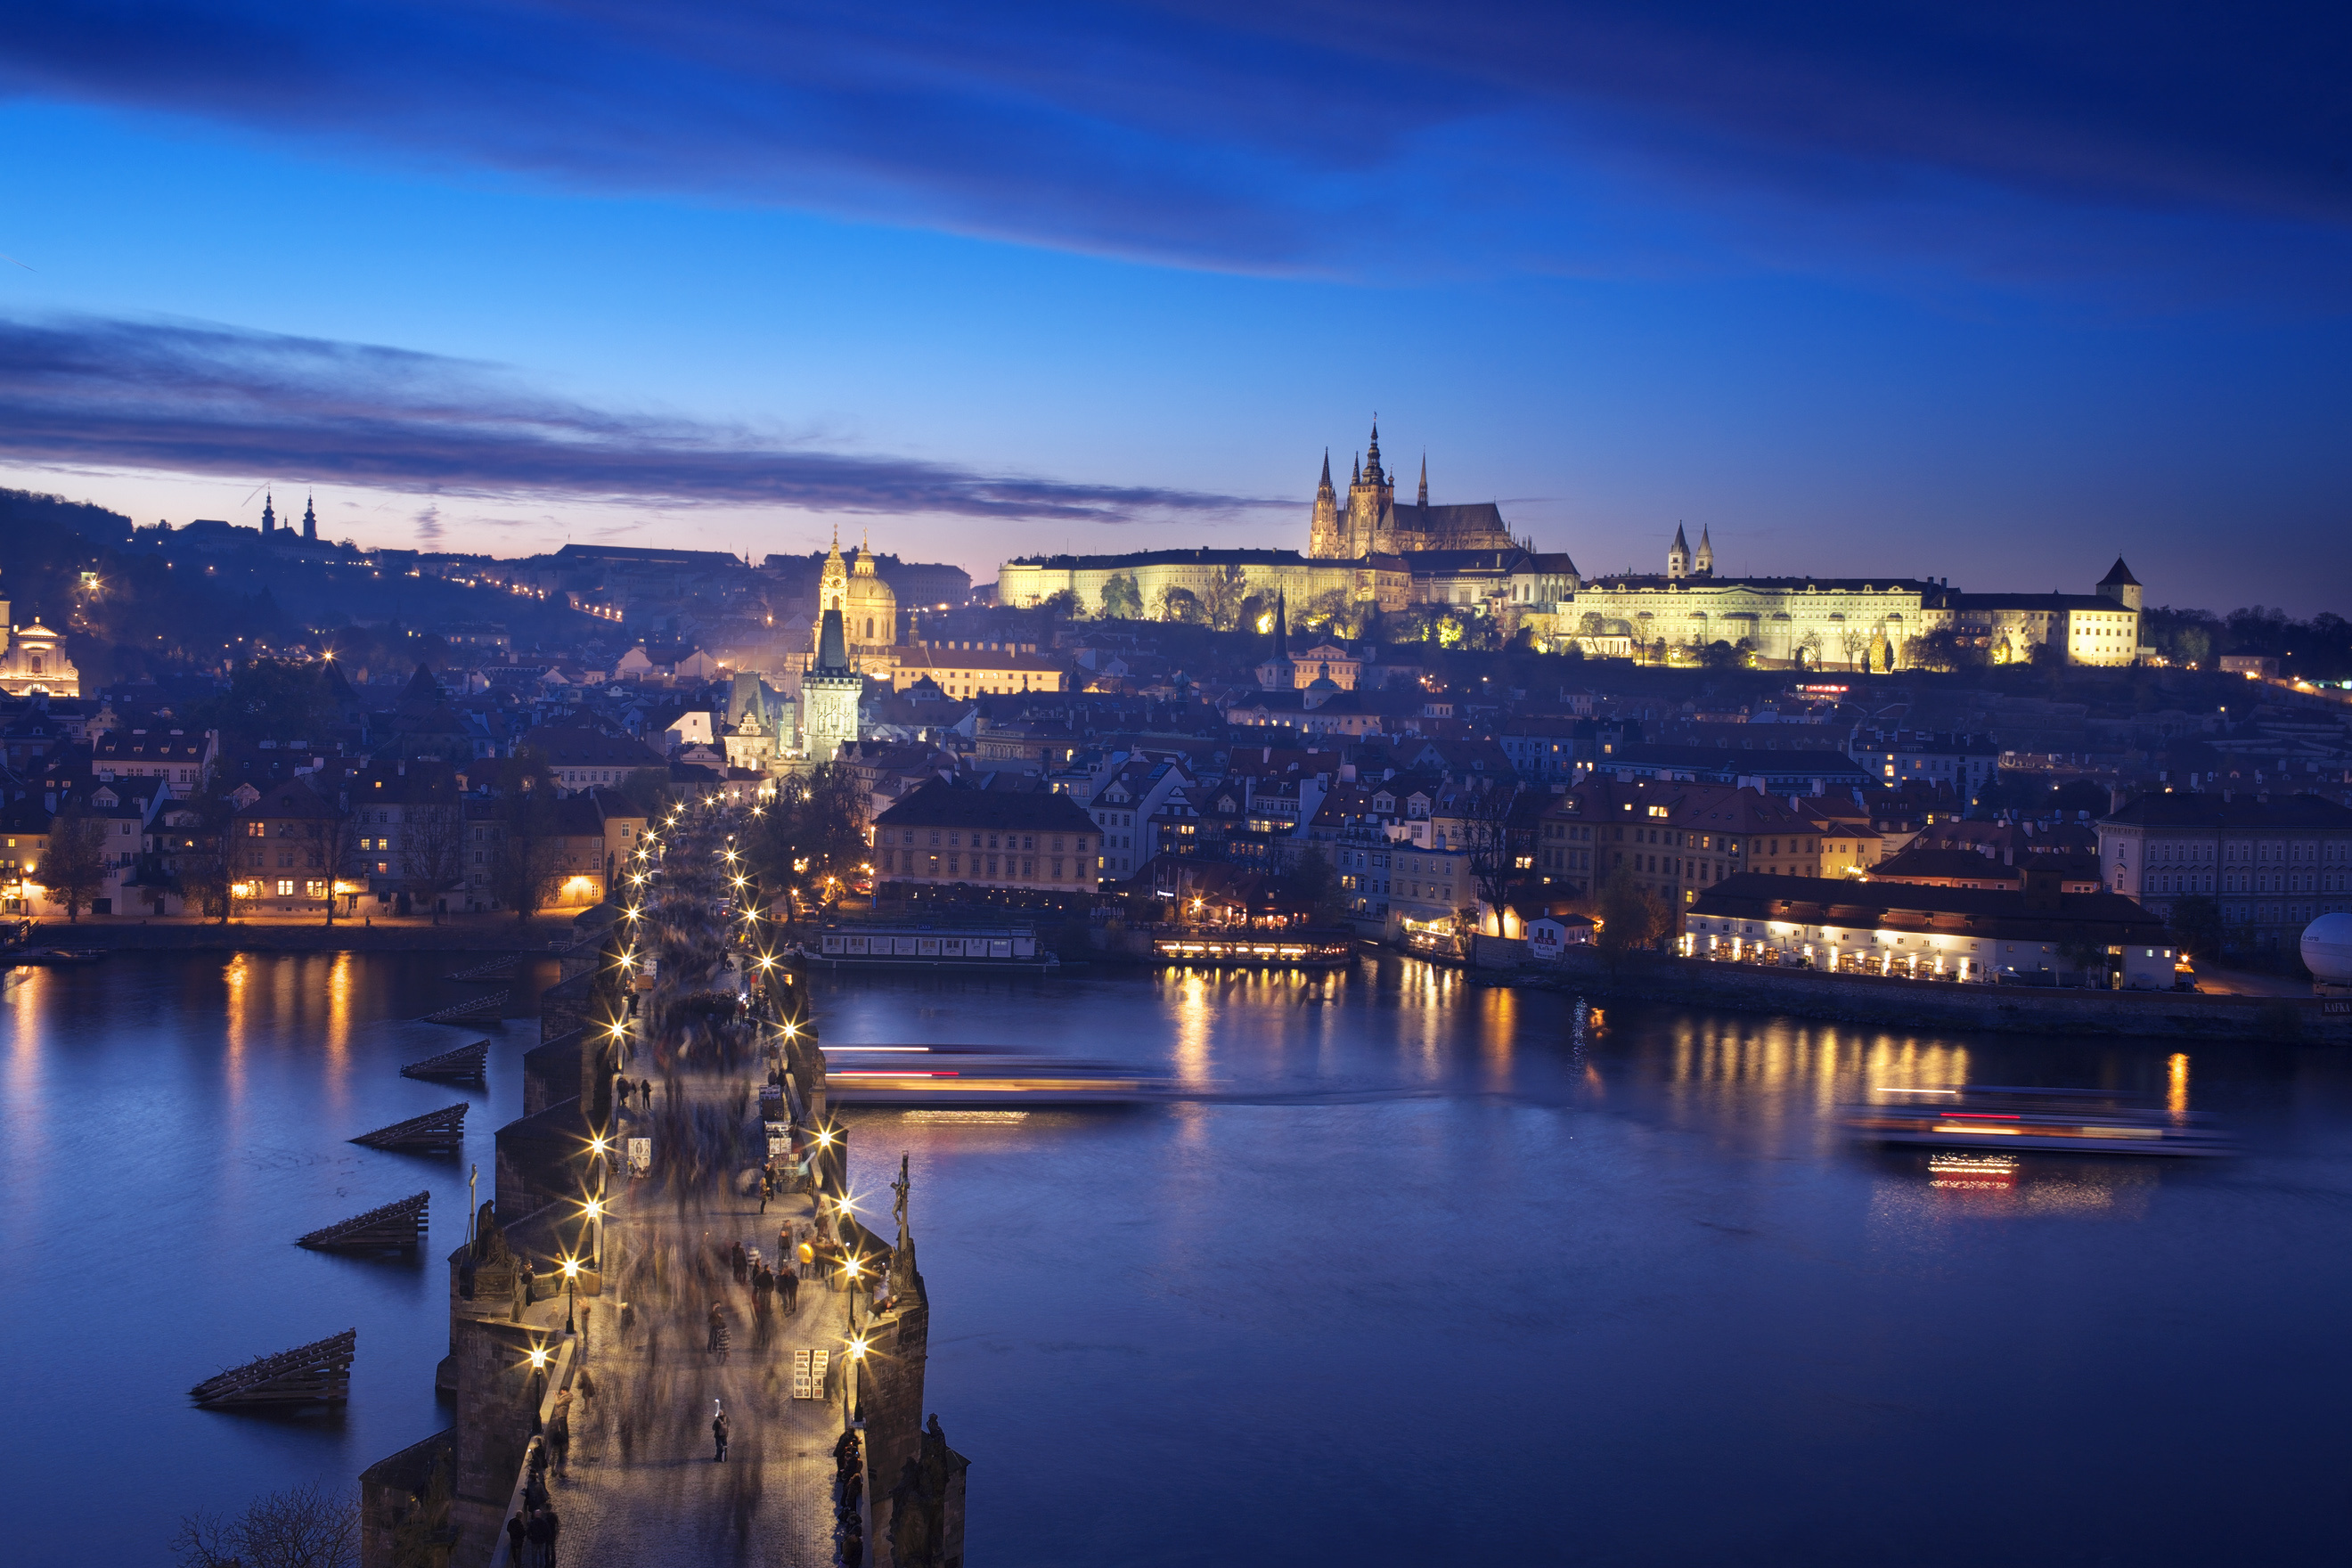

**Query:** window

left=276, top=878, right=296, bottom=896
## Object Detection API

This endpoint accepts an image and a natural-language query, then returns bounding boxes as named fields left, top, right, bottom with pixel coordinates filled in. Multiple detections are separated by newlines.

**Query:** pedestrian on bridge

left=712, top=1400, right=731, bottom=1463
left=541, top=1507, right=561, bottom=1566
left=504, top=1512, right=527, bottom=1566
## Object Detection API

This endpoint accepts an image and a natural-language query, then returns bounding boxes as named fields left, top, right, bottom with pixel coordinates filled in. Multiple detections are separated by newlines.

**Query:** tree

left=173, top=1478, right=358, bottom=1568
left=1455, top=780, right=1525, bottom=916
left=171, top=788, right=239, bottom=924
left=755, top=763, right=869, bottom=910
left=1039, top=588, right=1081, bottom=620
left=490, top=796, right=567, bottom=920
left=1592, top=864, right=1670, bottom=965
left=1838, top=625, right=1872, bottom=671
left=317, top=810, right=363, bottom=925
left=40, top=804, right=108, bottom=920
left=1199, top=566, right=1247, bottom=632
left=617, top=766, right=674, bottom=819
left=2055, top=935, right=2111, bottom=987
left=2168, top=894, right=2224, bottom=959
left=1277, top=847, right=1350, bottom=927
left=1301, top=587, right=1355, bottom=637
left=398, top=803, right=468, bottom=923
left=1158, top=585, right=1203, bottom=624
left=1099, top=573, right=1143, bottom=621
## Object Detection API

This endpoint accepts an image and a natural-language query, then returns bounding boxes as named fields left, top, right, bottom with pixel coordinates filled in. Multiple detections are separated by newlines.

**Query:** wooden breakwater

left=1479, top=948, right=2352, bottom=1045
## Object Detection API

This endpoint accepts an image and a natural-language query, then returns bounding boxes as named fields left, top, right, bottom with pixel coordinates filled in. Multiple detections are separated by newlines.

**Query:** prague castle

left=994, top=419, right=2146, bottom=671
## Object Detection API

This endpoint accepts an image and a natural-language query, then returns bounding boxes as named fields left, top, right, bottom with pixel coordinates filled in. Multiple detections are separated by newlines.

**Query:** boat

left=821, top=1045, right=1172, bottom=1105
left=1149, top=932, right=1355, bottom=970
left=4, top=946, right=106, bottom=967
left=799, top=919, right=1060, bottom=974
left=1843, top=1086, right=2234, bottom=1157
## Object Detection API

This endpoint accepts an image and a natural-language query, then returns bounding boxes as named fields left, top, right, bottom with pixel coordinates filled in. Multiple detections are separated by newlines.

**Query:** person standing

left=712, top=1400, right=731, bottom=1463
left=504, top=1511, right=527, bottom=1567
left=541, top=1507, right=561, bottom=1567
left=781, top=1262, right=800, bottom=1318
left=546, top=1403, right=570, bottom=1478
left=525, top=1508, right=550, bottom=1568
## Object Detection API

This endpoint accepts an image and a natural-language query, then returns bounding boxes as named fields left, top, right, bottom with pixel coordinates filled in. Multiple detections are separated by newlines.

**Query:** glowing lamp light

left=584, top=1197, right=604, bottom=1220
left=561, top=1256, right=581, bottom=1279
left=526, top=1344, right=551, bottom=1370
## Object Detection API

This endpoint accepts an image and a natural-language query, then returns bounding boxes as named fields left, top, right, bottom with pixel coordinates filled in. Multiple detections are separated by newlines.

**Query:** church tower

left=1307, top=452, right=1343, bottom=559
left=811, top=527, right=850, bottom=658
left=1667, top=523, right=1690, bottom=581
left=800, top=606, right=863, bottom=764
left=261, top=493, right=276, bottom=538
left=1345, top=418, right=1396, bottom=556
left=302, top=494, right=318, bottom=542
left=1694, top=527, right=1713, bottom=577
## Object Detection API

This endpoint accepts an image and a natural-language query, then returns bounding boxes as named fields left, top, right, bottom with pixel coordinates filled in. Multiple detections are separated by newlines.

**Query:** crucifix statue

left=890, top=1154, right=911, bottom=1239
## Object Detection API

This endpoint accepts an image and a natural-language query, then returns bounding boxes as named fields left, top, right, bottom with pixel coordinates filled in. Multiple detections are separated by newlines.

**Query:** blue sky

left=1, top=3, right=2348, bottom=610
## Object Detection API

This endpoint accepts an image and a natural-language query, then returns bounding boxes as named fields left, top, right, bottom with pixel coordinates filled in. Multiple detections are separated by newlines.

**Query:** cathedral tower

left=1307, top=452, right=1342, bottom=559
left=1345, top=418, right=1395, bottom=556
left=1667, top=524, right=1690, bottom=581
left=261, top=492, right=276, bottom=538
left=1694, top=527, right=1713, bottom=577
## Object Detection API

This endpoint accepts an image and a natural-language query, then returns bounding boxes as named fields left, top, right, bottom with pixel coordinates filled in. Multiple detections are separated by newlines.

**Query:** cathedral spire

left=1417, top=453, right=1427, bottom=508
left=1352, top=453, right=1361, bottom=485
left=1365, top=417, right=1383, bottom=486
left=302, top=494, right=317, bottom=541
left=1274, top=592, right=1289, bottom=658
left=1319, top=449, right=1332, bottom=493
left=261, top=491, right=275, bottom=536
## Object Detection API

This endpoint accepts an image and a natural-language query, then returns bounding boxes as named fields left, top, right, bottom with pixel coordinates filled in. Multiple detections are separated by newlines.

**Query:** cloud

left=0, top=313, right=1270, bottom=521
left=3, top=3, right=2348, bottom=298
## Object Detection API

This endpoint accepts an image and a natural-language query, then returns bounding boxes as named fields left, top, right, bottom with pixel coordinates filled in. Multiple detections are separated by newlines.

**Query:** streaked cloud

left=0, top=313, right=1270, bottom=522
left=4, top=3, right=2348, bottom=298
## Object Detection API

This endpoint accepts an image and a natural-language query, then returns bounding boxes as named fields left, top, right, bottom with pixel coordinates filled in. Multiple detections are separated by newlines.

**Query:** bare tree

left=399, top=803, right=468, bottom=923
left=317, top=811, right=363, bottom=926
left=173, top=1478, right=358, bottom=1568
left=40, top=805, right=108, bottom=921
left=1455, top=780, right=1526, bottom=918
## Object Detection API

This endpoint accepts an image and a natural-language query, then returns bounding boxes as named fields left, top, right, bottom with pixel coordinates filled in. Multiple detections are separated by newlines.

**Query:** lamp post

left=560, top=1255, right=582, bottom=1334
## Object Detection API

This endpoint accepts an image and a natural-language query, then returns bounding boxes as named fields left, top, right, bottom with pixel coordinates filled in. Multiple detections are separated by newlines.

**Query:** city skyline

left=0, top=6, right=2347, bottom=612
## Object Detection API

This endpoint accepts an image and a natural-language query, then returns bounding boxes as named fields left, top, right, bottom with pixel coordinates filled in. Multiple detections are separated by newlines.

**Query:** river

left=4, top=951, right=2348, bottom=1564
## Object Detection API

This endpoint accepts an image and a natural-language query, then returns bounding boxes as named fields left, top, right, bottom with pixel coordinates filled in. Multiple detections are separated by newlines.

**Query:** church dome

left=845, top=548, right=897, bottom=647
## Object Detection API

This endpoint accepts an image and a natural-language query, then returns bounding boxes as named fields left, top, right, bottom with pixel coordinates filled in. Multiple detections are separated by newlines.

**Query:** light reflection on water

left=4, top=951, right=2348, bottom=1567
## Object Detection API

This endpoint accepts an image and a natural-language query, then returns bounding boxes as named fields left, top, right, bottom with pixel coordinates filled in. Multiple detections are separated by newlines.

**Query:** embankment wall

left=1483, top=949, right=2352, bottom=1044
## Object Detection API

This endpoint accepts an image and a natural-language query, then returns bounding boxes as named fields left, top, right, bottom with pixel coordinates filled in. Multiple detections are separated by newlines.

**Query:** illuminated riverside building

left=1687, top=870, right=2178, bottom=986
left=870, top=780, right=1098, bottom=894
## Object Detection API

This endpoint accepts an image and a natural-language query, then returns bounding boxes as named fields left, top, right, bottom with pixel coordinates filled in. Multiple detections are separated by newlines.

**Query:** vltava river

left=4, top=953, right=2348, bottom=1564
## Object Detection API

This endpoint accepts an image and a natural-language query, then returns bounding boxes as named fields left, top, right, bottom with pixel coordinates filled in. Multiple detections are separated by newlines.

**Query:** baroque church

left=1306, top=421, right=1516, bottom=559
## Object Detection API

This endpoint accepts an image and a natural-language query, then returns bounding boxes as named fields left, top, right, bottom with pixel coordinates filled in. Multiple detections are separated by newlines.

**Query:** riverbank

left=1477, top=947, right=2352, bottom=1044
left=7, top=913, right=578, bottom=954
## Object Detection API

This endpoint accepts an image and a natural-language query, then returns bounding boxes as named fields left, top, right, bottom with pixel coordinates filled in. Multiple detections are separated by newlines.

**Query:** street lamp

left=561, top=1255, right=581, bottom=1334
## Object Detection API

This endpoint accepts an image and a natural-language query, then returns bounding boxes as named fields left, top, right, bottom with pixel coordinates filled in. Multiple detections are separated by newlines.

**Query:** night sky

left=2, top=4, right=2347, bottom=609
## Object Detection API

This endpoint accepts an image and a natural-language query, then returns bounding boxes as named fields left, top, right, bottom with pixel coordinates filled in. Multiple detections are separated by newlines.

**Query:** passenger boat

left=1149, top=932, right=1355, bottom=970
left=821, top=1044, right=1171, bottom=1105
left=1844, top=1086, right=2233, bottom=1157
left=799, top=921, right=1059, bottom=974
